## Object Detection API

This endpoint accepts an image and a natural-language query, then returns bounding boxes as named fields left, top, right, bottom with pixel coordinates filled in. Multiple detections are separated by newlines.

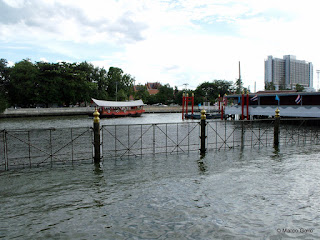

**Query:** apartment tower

left=265, top=55, right=313, bottom=90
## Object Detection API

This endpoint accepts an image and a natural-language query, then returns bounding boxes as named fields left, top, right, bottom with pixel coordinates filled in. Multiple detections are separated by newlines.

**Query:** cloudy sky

left=1, top=0, right=320, bottom=91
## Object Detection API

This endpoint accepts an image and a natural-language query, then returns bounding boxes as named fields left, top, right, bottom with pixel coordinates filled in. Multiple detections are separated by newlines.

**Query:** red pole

left=191, top=93, right=194, bottom=115
left=182, top=93, right=185, bottom=120
left=186, top=93, right=189, bottom=116
left=218, top=94, right=221, bottom=111
left=241, top=93, right=244, bottom=120
left=221, top=105, right=224, bottom=120
left=221, top=95, right=224, bottom=120
left=246, top=92, right=249, bottom=120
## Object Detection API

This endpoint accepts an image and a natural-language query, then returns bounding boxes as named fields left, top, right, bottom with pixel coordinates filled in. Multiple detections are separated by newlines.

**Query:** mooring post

left=241, top=91, right=245, bottom=120
left=246, top=90, right=249, bottom=120
left=274, top=108, right=280, bottom=148
left=241, top=121, right=244, bottom=150
left=93, top=108, right=101, bottom=164
left=200, top=109, right=207, bottom=156
left=182, top=93, right=185, bottom=120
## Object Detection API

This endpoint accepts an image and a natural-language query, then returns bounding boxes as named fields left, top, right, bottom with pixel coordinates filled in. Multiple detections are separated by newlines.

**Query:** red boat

left=92, top=98, right=145, bottom=118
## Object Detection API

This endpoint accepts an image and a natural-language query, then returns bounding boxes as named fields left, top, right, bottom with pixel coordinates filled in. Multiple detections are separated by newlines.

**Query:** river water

left=1, top=114, right=320, bottom=239
left=0, top=113, right=186, bottom=130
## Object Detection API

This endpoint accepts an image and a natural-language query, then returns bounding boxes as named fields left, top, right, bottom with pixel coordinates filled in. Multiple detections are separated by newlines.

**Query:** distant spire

left=183, top=83, right=189, bottom=90
left=239, top=61, right=241, bottom=80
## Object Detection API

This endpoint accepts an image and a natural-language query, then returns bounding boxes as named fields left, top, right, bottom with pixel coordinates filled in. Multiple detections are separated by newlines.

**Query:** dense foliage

left=0, top=58, right=238, bottom=112
left=0, top=59, right=135, bottom=108
left=0, top=59, right=10, bottom=112
left=193, top=80, right=233, bottom=104
left=265, top=82, right=276, bottom=90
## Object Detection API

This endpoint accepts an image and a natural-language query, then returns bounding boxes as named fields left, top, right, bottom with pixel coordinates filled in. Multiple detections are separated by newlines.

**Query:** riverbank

left=0, top=106, right=201, bottom=118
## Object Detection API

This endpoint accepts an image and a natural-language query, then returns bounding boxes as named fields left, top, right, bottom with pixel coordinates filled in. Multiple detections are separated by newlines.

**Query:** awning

left=92, top=98, right=145, bottom=107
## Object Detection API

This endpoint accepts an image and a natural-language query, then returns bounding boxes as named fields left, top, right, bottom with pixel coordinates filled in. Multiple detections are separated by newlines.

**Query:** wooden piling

left=246, top=91, right=249, bottom=120
left=274, top=108, right=280, bottom=148
left=93, top=108, right=101, bottom=164
left=241, top=92, right=244, bottom=120
left=200, top=110, right=207, bottom=156
left=182, top=93, right=185, bottom=120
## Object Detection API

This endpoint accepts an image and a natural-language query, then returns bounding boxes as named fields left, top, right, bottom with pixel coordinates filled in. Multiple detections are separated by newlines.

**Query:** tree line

left=0, top=59, right=137, bottom=111
left=0, top=58, right=237, bottom=112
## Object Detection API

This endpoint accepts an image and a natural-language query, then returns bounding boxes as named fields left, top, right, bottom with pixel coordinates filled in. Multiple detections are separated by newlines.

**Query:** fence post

left=274, top=108, right=280, bottom=148
left=200, top=109, right=207, bottom=156
left=3, top=130, right=8, bottom=171
left=93, top=108, right=101, bottom=164
left=241, top=121, right=244, bottom=150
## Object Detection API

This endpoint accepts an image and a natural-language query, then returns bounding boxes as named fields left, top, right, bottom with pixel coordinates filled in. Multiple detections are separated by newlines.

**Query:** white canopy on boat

left=92, top=98, right=145, bottom=108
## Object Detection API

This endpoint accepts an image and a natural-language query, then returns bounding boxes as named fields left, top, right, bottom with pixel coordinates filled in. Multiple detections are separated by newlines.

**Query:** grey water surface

left=1, top=114, right=319, bottom=239
left=0, top=113, right=185, bottom=130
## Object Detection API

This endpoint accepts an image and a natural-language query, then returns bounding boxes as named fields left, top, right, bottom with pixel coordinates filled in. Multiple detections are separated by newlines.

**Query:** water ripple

left=1, top=146, right=320, bottom=239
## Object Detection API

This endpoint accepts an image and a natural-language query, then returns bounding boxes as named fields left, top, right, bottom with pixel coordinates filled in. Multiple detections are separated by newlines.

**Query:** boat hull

left=98, top=109, right=145, bottom=118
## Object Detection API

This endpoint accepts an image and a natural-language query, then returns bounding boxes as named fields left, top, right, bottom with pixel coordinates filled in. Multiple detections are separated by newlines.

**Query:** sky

left=1, top=0, right=320, bottom=92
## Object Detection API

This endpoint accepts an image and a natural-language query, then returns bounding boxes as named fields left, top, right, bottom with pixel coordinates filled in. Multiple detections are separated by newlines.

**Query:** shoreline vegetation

left=1, top=58, right=235, bottom=116
left=0, top=106, right=200, bottom=118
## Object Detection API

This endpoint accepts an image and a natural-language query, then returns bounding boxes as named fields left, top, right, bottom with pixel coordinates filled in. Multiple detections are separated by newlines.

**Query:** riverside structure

left=2, top=108, right=312, bottom=171
left=224, top=91, right=320, bottom=119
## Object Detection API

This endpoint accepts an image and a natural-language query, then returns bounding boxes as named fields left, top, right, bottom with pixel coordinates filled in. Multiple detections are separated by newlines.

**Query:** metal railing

left=1, top=127, right=93, bottom=170
left=279, top=118, right=320, bottom=146
left=101, top=122, right=200, bottom=159
left=206, top=119, right=276, bottom=151
left=1, top=118, right=320, bottom=170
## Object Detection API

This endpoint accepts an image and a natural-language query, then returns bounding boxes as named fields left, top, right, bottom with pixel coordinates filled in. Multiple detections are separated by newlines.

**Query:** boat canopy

left=92, top=98, right=145, bottom=108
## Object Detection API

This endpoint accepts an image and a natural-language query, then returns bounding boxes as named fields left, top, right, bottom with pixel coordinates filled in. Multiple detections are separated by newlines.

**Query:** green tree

left=106, top=67, right=123, bottom=100
left=156, top=84, right=174, bottom=104
left=295, top=84, right=304, bottom=92
left=122, top=73, right=135, bottom=99
left=36, top=62, right=63, bottom=106
left=76, top=61, right=107, bottom=102
left=135, top=84, right=149, bottom=102
left=146, top=94, right=157, bottom=105
left=0, top=58, right=10, bottom=87
left=93, top=67, right=108, bottom=100
left=194, top=80, right=232, bottom=104
left=59, top=62, right=95, bottom=106
left=117, top=89, right=127, bottom=101
left=106, top=67, right=135, bottom=101
left=8, top=59, right=39, bottom=107
left=235, top=77, right=243, bottom=94
left=173, top=90, right=185, bottom=105
left=265, top=82, right=275, bottom=90
left=5, top=59, right=138, bottom=107
left=0, top=59, right=10, bottom=112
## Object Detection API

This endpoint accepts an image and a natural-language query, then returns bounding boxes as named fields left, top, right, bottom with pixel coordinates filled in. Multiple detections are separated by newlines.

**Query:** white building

left=265, top=55, right=313, bottom=90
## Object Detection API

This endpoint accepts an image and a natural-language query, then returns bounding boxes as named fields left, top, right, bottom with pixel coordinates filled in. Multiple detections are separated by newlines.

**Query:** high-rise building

left=265, top=55, right=313, bottom=90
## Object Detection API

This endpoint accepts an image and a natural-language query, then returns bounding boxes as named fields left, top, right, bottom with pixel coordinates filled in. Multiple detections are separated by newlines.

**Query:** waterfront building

left=225, top=91, right=320, bottom=118
left=265, top=55, right=313, bottom=91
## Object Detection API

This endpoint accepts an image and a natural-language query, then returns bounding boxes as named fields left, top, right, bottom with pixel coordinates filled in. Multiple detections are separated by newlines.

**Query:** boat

left=91, top=98, right=145, bottom=118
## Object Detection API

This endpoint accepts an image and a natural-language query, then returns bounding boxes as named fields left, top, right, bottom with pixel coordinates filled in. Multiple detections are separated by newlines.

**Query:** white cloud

left=1, top=0, right=320, bottom=91
left=39, top=57, right=49, bottom=62
left=2, top=0, right=25, bottom=8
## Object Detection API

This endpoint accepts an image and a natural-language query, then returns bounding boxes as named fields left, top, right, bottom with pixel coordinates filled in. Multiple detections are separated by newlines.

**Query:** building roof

left=133, top=82, right=161, bottom=95
left=92, top=98, right=145, bottom=107
left=146, top=82, right=161, bottom=90
left=148, top=89, right=159, bottom=95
